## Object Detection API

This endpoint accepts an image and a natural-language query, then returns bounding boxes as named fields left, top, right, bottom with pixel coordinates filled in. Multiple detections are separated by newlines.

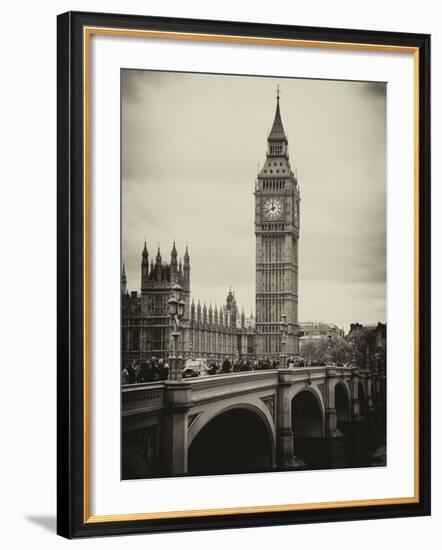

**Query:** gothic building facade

left=121, top=93, right=298, bottom=366
left=121, top=243, right=255, bottom=367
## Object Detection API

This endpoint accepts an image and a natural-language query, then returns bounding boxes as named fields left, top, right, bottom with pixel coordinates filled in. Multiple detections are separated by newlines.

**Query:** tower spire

left=183, top=245, right=190, bottom=289
left=268, top=89, right=287, bottom=144
left=141, top=241, right=149, bottom=292
left=170, top=241, right=178, bottom=281
left=121, top=262, right=127, bottom=294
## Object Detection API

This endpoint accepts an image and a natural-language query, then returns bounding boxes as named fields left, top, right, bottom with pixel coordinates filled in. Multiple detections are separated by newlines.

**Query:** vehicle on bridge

left=182, top=358, right=209, bottom=378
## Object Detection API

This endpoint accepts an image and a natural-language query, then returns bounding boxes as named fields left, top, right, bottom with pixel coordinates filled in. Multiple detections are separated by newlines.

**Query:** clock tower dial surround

left=254, top=92, right=300, bottom=357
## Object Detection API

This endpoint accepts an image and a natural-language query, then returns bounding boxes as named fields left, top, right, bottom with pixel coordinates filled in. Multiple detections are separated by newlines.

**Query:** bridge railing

left=121, top=366, right=357, bottom=415
left=122, top=382, right=165, bottom=416
left=189, top=370, right=279, bottom=402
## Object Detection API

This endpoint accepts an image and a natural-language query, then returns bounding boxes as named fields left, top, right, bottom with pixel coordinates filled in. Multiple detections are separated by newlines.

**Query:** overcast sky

left=122, top=70, right=386, bottom=331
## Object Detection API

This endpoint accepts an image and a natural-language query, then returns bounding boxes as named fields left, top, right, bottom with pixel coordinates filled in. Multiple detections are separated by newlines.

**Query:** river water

left=293, top=415, right=387, bottom=471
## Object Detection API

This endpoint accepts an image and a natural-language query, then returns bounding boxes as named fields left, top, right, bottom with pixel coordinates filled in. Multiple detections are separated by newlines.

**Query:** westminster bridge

left=122, top=366, right=386, bottom=479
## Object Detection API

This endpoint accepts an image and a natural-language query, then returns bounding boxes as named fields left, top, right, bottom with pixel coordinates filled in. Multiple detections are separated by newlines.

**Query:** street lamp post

left=351, top=338, right=357, bottom=367
left=168, top=283, right=185, bottom=381
left=280, top=314, right=288, bottom=368
left=325, top=326, right=333, bottom=366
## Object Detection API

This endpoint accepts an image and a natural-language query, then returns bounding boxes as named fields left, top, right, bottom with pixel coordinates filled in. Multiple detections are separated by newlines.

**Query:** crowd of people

left=207, top=356, right=305, bottom=375
left=121, top=355, right=326, bottom=385
left=121, top=358, right=170, bottom=385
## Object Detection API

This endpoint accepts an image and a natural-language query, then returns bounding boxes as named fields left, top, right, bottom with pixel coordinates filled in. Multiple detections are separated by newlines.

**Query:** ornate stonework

left=261, top=395, right=276, bottom=420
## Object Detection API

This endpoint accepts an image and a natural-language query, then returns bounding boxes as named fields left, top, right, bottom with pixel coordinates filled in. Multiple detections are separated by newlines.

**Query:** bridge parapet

left=121, top=366, right=358, bottom=417
left=122, top=382, right=165, bottom=416
left=190, top=371, right=278, bottom=403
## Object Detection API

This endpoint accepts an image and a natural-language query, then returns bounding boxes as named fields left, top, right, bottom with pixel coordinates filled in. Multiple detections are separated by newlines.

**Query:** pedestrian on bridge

left=222, top=356, right=232, bottom=373
left=138, top=360, right=153, bottom=383
left=127, top=361, right=137, bottom=384
left=121, top=366, right=129, bottom=385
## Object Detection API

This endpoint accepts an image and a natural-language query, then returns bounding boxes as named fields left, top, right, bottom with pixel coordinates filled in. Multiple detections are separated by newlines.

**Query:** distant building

left=298, top=322, right=344, bottom=353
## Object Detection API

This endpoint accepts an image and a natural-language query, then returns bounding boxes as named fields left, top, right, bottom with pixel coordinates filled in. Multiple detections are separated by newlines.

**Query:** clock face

left=263, top=197, right=283, bottom=220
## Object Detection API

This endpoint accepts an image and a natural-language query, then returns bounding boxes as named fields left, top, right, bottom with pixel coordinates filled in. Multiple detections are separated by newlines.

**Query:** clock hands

left=264, top=198, right=281, bottom=218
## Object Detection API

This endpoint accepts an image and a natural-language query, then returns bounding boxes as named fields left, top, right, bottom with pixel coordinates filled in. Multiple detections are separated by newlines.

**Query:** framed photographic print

left=57, top=11, right=431, bottom=538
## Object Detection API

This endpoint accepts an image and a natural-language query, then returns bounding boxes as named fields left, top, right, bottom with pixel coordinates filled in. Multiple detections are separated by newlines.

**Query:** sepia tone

left=121, top=70, right=387, bottom=480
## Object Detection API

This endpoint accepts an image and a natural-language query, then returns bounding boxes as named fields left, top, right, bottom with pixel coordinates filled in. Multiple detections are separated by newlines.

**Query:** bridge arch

left=188, top=403, right=275, bottom=475
left=290, top=386, right=325, bottom=466
left=335, top=381, right=351, bottom=425
left=291, top=386, right=325, bottom=438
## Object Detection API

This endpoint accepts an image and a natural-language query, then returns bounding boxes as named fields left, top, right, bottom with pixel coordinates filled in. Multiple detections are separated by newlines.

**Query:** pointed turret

left=141, top=241, right=149, bottom=292
left=183, top=245, right=190, bottom=289
left=154, top=247, right=162, bottom=281
left=121, top=263, right=127, bottom=295
left=197, top=300, right=202, bottom=323
left=241, top=308, right=245, bottom=329
left=203, top=302, right=207, bottom=323
left=226, top=287, right=234, bottom=310
left=208, top=303, right=213, bottom=324
left=142, top=240, right=148, bottom=260
left=170, top=241, right=178, bottom=281
left=226, top=287, right=237, bottom=327
left=214, top=304, right=219, bottom=325
left=191, top=299, right=195, bottom=321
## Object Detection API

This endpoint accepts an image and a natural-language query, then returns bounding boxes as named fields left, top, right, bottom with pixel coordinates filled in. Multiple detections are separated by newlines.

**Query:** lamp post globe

left=168, top=294, right=178, bottom=317
left=178, top=299, right=185, bottom=319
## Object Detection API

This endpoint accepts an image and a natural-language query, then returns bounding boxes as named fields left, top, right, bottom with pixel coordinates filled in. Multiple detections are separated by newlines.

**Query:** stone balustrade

left=122, top=366, right=356, bottom=416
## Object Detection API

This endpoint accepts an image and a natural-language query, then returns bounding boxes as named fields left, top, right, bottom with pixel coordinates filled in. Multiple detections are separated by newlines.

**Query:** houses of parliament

left=121, top=91, right=300, bottom=366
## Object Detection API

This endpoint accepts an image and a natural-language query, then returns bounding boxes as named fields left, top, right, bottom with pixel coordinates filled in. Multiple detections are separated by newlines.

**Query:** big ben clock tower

left=255, top=89, right=300, bottom=357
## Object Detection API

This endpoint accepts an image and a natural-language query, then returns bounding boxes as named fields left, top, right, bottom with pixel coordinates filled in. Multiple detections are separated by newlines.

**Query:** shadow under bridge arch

left=188, top=405, right=275, bottom=476
left=335, top=381, right=351, bottom=429
left=291, top=387, right=325, bottom=466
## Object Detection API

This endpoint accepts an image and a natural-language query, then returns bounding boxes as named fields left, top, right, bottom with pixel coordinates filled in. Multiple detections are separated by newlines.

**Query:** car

left=181, top=358, right=209, bottom=378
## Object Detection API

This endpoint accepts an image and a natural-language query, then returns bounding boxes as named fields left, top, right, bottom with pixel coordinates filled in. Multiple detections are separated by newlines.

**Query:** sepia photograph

left=120, top=69, right=387, bottom=480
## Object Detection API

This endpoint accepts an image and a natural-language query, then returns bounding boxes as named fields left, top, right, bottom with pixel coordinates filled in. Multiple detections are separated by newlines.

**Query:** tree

left=300, top=337, right=352, bottom=364
left=348, top=328, right=382, bottom=370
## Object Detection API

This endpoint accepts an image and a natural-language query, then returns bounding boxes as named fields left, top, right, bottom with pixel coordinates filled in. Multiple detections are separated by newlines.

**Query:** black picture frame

left=57, top=10, right=431, bottom=538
